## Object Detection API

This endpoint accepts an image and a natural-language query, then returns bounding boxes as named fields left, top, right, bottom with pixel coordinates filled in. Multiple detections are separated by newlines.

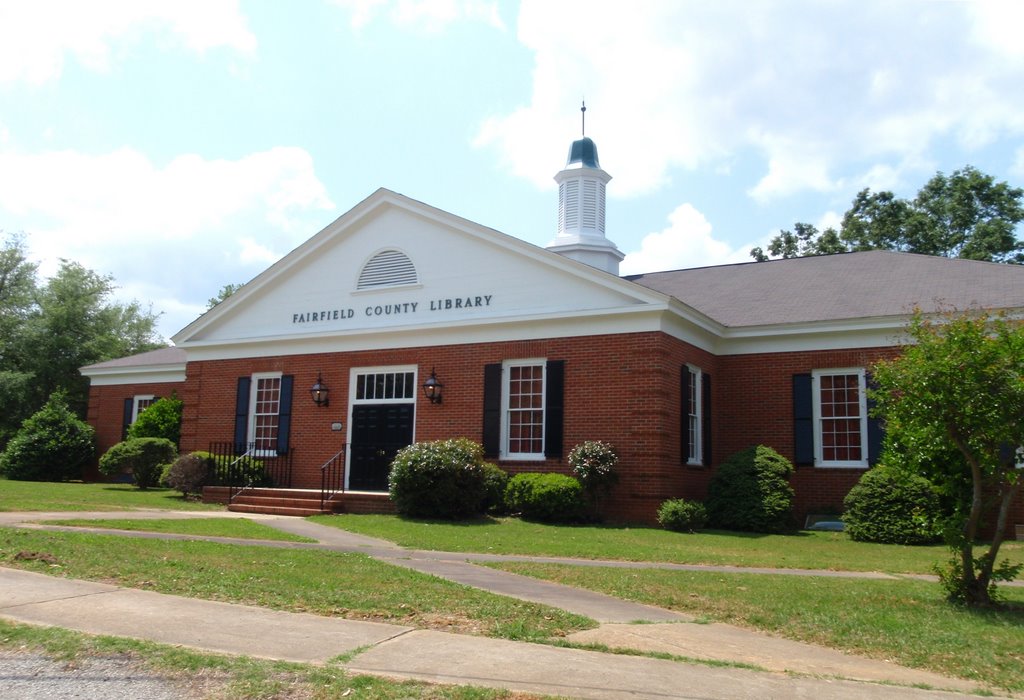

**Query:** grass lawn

left=309, top=514, right=1024, bottom=576
left=0, top=479, right=222, bottom=512
left=485, top=560, right=1024, bottom=692
left=0, top=526, right=592, bottom=642
left=38, top=517, right=317, bottom=542
left=0, top=619, right=537, bottom=700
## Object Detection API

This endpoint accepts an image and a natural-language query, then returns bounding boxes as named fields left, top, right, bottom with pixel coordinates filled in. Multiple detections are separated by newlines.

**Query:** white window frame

left=500, top=359, right=546, bottom=461
left=686, top=365, right=702, bottom=466
left=132, top=394, right=155, bottom=423
left=811, top=368, right=869, bottom=468
left=248, top=372, right=283, bottom=457
left=348, top=365, right=418, bottom=405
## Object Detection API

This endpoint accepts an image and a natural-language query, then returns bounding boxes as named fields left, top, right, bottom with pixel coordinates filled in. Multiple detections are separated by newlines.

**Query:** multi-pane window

left=503, top=361, right=545, bottom=458
left=686, top=366, right=702, bottom=464
left=250, top=374, right=281, bottom=453
left=813, top=369, right=867, bottom=467
left=132, top=395, right=155, bottom=423
left=355, top=370, right=415, bottom=402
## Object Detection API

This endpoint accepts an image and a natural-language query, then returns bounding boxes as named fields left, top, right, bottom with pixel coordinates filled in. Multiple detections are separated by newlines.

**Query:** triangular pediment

left=173, top=189, right=670, bottom=351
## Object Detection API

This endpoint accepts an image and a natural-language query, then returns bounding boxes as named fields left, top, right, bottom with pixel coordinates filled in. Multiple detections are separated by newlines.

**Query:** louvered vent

left=357, top=249, right=418, bottom=290
left=581, top=180, right=598, bottom=229
left=597, top=181, right=606, bottom=233
left=563, top=181, right=579, bottom=230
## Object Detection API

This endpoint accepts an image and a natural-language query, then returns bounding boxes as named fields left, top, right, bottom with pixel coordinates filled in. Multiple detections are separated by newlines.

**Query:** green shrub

left=388, top=438, right=488, bottom=519
left=162, top=451, right=213, bottom=498
left=127, top=396, right=183, bottom=444
left=480, top=462, right=510, bottom=515
left=0, top=393, right=94, bottom=482
left=706, top=445, right=795, bottom=533
left=843, top=464, right=943, bottom=545
left=98, top=438, right=177, bottom=490
left=569, top=440, right=619, bottom=509
left=205, top=451, right=270, bottom=487
left=505, top=472, right=586, bottom=523
left=657, top=498, right=708, bottom=533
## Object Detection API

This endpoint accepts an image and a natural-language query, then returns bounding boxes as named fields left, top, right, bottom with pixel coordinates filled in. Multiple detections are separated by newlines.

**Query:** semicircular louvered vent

left=357, top=249, right=418, bottom=290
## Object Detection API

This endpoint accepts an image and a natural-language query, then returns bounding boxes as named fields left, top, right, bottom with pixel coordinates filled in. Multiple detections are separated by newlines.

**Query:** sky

left=1, top=0, right=1023, bottom=340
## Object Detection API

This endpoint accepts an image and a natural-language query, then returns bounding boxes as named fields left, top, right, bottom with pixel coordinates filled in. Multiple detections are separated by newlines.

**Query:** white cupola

left=546, top=114, right=624, bottom=275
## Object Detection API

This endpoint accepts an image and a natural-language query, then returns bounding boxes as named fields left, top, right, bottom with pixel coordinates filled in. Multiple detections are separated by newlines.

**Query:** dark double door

left=348, top=403, right=414, bottom=491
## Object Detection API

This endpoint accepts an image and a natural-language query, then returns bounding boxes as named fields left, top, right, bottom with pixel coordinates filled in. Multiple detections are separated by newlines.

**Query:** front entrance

left=347, top=367, right=418, bottom=492
left=348, top=403, right=414, bottom=491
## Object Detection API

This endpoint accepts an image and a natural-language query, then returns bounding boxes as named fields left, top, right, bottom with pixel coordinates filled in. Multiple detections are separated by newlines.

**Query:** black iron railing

left=208, top=442, right=294, bottom=501
left=320, top=446, right=346, bottom=511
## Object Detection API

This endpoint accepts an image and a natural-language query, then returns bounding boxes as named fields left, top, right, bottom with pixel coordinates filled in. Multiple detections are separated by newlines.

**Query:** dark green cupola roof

left=566, top=136, right=600, bottom=169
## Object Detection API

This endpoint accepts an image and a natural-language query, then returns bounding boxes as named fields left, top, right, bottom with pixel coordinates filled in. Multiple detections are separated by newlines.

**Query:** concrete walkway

left=0, top=510, right=1014, bottom=699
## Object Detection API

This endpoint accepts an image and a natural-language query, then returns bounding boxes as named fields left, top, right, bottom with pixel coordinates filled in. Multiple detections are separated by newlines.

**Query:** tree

left=0, top=234, right=42, bottom=445
left=751, top=166, right=1024, bottom=263
left=17, top=260, right=165, bottom=419
left=871, top=310, right=1024, bottom=606
left=207, top=283, right=243, bottom=309
left=0, top=240, right=166, bottom=448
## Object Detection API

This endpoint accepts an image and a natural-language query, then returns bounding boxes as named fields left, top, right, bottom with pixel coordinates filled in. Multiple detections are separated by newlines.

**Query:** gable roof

left=626, top=250, right=1024, bottom=328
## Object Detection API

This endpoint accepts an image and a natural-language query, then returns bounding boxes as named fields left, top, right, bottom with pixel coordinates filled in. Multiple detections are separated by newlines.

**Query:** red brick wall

left=85, top=381, right=185, bottom=480
left=177, top=332, right=717, bottom=521
left=88, top=333, right=1023, bottom=535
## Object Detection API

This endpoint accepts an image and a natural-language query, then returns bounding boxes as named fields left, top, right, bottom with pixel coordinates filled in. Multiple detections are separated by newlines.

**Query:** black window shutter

left=702, top=372, right=712, bottom=467
left=544, top=360, right=565, bottom=459
left=276, top=375, right=294, bottom=456
left=681, top=367, right=691, bottom=465
left=865, top=372, right=883, bottom=465
left=793, top=373, right=814, bottom=465
left=482, top=364, right=502, bottom=458
left=122, top=398, right=134, bottom=440
left=234, top=377, right=251, bottom=454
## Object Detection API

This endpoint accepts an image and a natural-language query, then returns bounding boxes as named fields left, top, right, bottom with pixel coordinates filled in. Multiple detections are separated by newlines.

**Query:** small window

left=133, top=395, right=155, bottom=423
left=357, top=249, right=418, bottom=290
left=812, top=369, right=868, bottom=468
left=353, top=369, right=416, bottom=403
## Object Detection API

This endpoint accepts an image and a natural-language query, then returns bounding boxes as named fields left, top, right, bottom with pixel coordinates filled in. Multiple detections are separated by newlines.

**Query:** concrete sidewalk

left=0, top=568, right=998, bottom=699
left=0, top=510, right=1012, bottom=698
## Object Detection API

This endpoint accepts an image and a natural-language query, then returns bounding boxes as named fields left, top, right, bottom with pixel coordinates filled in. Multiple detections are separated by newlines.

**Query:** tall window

left=812, top=369, right=867, bottom=467
left=250, top=374, right=281, bottom=454
left=686, top=366, right=702, bottom=465
left=502, top=360, right=546, bottom=459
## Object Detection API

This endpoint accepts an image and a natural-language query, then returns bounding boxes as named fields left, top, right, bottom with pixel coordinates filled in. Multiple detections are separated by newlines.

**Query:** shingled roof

left=625, top=250, right=1024, bottom=328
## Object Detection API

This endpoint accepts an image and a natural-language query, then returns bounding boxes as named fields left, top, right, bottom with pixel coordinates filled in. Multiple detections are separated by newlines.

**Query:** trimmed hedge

left=98, top=438, right=177, bottom=490
left=161, top=451, right=213, bottom=498
left=0, top=394, right=94, bottom=482
left=389, top=438, right=488, bottom=519
left=480, top=462, right=510, bottom=515
left=126, top=395, right=183, bottom=444
left=843, top=464, right=943, bottom=545
left=657, top=498, right=708, bottom=533
left=706, top=445, right=795, bottom=533
left=504, top=472, right=586, bottom=523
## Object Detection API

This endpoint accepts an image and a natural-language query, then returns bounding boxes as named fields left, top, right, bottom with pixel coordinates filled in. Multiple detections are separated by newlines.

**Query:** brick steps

left=203, top=486, right=396, bottom=517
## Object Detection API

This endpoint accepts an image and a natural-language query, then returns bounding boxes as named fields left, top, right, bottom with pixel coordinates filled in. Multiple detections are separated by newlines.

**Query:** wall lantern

left=422, top=367, right=443, bottom=404
left=310, top=371, right=329, bottom=407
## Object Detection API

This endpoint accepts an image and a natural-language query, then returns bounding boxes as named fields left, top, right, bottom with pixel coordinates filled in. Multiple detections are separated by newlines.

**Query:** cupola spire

left=546, top=103, right=624, bottom=275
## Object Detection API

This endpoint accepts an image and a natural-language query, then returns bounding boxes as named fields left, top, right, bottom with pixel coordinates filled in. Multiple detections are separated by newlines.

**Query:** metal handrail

left=228, top=446, right=256, bottom=502
left=320, top=446, right=347, bottom=511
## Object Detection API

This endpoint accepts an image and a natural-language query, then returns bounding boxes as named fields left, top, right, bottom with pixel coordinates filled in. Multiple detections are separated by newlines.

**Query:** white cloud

left=0, top=144, right=334, bottom=336
left=332, top=0, right=505, bottom=32
left=620, top=203, right=754, bottom=274
left=0, top=0, right=256, bottom=84
left=477, top=1, right=1024, bottom=203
